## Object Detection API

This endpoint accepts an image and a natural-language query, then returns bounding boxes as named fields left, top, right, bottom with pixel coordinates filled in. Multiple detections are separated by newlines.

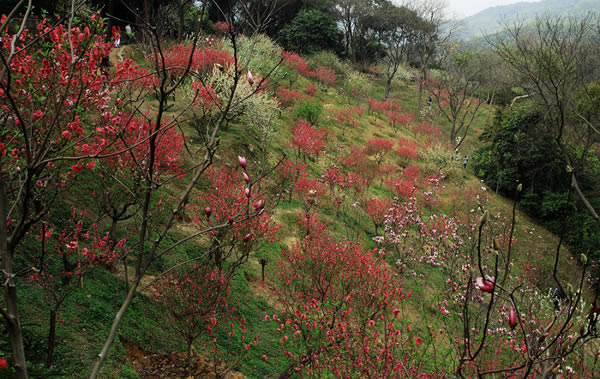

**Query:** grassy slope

left=6, top=51, right=587, bottom=378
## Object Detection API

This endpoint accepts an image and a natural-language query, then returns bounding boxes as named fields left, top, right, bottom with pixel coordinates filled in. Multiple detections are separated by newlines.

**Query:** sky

left=446, top=0, right=542, bottom=18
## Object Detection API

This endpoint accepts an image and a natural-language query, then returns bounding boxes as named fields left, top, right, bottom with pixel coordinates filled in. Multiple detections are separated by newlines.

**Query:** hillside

left=460, top=0, right=600, bottom=39
left=1, top=14, right=598, bottom=378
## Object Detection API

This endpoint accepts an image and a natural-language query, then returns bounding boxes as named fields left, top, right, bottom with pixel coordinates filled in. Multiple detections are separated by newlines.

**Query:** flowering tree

left=0, top=12, right=118, bottom=376
left=307, top=66, right=336, bottom=86
left=413, top=121, right=442, bottom=144
left=0, top=1, right=285, bottom=376
left=270, top=222, right=405, bottom=377
left=153, top=264, right=248, bottom=377
left=84, top=2, right=288, bottom=374
left=386, top=111, right=415, bottom=134
left=281, top=51, right=309, bottom=86
left=29, top=209, right=124, bottom=368
left=274, top=158, right=307, bottom=203
left=191, top=164, right=280, bottom=274
left=426, top=49, right=484, bottom=148
left=364, top=138, right=394, bottom=167
left=335, top=108, right=358, bottom=137
left=396, top=137, right=420, bottom=165
left=367, top=98, right=400, bottom=114
left=90, top=113, right=185, bottom=245
left=364, top=197, right=393, bottom=234
left=288, top=120, right=329, bottom=162
left=276, top=86, right=308, bottom=108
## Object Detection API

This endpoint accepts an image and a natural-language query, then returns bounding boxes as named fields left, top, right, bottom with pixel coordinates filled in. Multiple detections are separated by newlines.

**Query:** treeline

left=472, top=16, right=600, bottom=269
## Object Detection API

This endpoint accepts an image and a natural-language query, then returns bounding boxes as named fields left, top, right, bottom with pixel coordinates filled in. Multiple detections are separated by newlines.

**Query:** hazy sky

left=447, top=0, right=542, bottom=18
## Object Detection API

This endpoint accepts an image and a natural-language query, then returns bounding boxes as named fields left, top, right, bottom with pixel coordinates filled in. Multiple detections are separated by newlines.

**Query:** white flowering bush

left=224, top=33, right=283, bottom=78
left=419, top=144, right=461, bottom=179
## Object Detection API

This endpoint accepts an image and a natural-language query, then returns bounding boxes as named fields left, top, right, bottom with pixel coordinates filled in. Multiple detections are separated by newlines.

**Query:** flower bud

left=492, top=238, right=500, bottom=253
left=247, top=71, right=254, bottom=86
left=228, top=216, right=234, bottom=224
left=581, top=253, right=588, bottom=265
left=517, top=183, right=522, bottom=192
left=245, top=188, right=251, bottom=198
left=238, top=156, right=247, bottom=169
left=479, top=211, right=488, bottom=227
left=508, top=306, right=517, bottom=329
left=204, top=207, right=212, bottom=218
left=253, top=199, right=264, bottom=210
left=567, top=283, right=574, bottom=299
left=475, top=277, right=494, bottom=293
left=243, top=172, right=250, bottom=184
left=243, top=233, right=252, bottom=242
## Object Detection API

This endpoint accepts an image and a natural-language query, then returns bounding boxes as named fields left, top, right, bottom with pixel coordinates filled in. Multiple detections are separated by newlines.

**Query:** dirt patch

left=123, top=339, right=245, bottom=379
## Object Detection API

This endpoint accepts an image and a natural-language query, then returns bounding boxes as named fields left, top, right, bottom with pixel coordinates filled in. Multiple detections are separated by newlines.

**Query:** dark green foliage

left=279, top=9, right=343, bottom=55
left=472, top=105, right=565, bottom=195
left=473, top=104, right=600, bottom=263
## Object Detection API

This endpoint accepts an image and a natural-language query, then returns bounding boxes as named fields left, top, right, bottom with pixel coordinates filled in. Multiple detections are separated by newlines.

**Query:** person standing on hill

left=463, top=155, right=468, bottom=169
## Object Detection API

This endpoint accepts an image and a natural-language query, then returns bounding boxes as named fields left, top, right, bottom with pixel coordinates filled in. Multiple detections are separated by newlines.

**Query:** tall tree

left=333, top=0, right=361, bottom=60
left=427, top=48, right=485, bottom=148
left=279, top=8, right=342, bottom=54
left=489, top=15, right=600, bottom=227
left=406, top=0, right=457, bottom=113
left=377, top=3, right=421, bottom=99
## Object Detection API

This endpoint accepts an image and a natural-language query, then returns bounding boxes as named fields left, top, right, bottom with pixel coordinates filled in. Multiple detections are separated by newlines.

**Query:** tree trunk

left=89, top=278, right=140, bottom=379
left=485, top=90, right=496, bottom=124
left=187, top=342, right=193, bottom=377
left=384, top=77, right=392, bottom=100
left=109, top=217, right=118, bottom=243
left=0, top=182, right=29, bottom=378
left=279, top=363, right=297, bottom=379
left=279, top=350, right=313, bottom=379
left=418, top=67, right=427, bottom=115
left=46, top=309, right=57, bottom=368
left=143, top=0, right=152, bottom=45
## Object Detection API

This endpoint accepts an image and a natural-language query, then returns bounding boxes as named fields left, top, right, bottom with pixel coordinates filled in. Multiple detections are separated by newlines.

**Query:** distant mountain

left=459, top=0, right=600, bottom=40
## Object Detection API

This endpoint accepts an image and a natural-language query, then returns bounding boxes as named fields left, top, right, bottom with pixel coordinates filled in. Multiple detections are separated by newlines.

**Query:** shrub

left=197, top=65, right=280, bottom=136
left=294, top=99, right=324, bottom=125
left=307, top=50, right=345, bottom=76
left=419, top=143, right=461, bottom=178
left=224, top=33, right=282, bottom=77
left=342, top=71, right=370, bottom=100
